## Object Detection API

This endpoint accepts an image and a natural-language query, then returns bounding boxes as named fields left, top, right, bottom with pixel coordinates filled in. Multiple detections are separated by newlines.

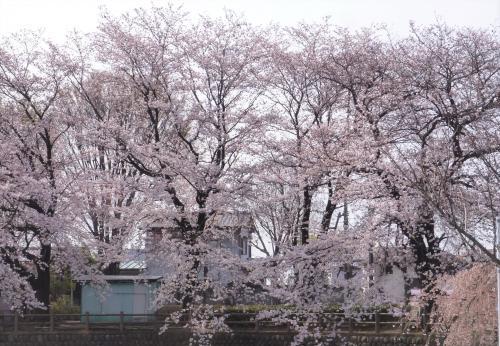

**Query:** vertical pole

left=70, top=280, right=74, bottom=307
left=368, top=244, right=374, bottom=287
left=13, top=312, right=18, bottom=334
left=85, top=312, right=90, bottom=331
left=49, top=311, right=54, bottom=332
left=374, top=312, right=380, bottom=334
left=495, top=215, right=500, bottom=346
left=421, top=313, right=427, bottom=330
left=119, top=311, right=124, bottom=332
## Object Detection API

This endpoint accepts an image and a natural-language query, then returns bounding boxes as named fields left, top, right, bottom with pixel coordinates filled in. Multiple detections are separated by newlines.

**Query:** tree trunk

left=343, top=201, right=349, bottom=230
left=300, top=186, right=312, bottom=245
left=103, top=227, right=122, bottom=275
left=30, top=244, right=52, bottom=311
left=401, top=211, right=441, bottom=328
left=320, top=180, right=336, bottom=233
left=103, top=262, right=120, bottom=275
left=181, top=255, right=201, bottom=309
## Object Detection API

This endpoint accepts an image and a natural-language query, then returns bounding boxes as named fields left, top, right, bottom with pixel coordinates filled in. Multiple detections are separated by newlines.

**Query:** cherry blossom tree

left=0, top=7, right=499, bottom=345
left=72, top=9, right=270, bottom=335
left=0, top=32, right=99, bottom=310
left=60, top=34, right=145, bottom=275
left=382, top=24, right=500, bottom=317
left=431, top=263, right=496, bottom=345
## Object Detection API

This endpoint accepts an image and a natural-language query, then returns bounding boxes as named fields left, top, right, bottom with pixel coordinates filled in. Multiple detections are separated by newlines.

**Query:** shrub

left=50, top=295, right=80, bottom=315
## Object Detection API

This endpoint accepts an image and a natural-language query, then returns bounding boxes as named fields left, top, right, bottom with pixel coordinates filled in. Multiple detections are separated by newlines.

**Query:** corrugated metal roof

left=119, top=260, right=146, bottom=270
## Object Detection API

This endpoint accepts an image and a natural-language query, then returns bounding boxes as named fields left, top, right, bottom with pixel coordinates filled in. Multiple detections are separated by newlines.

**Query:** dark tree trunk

left=29, top=244, right=52, bottom=311
left=300, top=186, right=312, bottom=245
left=180, top=194, right=209, bottom=309
left=400, top=264, right=411, bottom=307
left=103, top=228, right=122, bottom=275
left=410, top=221, right=441, bottom=288
left=103, top=262, right=120, bottom=275
left=321, top=180, right=336, bottom=233
left=343, top=201, right=349, bottom=230
left=368, top=244, right=374, bottom=287
left=181, top=255, right=201, bottom=309
left=401, top=212, right=441, bottom=329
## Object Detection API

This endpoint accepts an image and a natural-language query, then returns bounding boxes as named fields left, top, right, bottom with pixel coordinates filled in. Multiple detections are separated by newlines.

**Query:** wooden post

left=348, top=317, right=353, bottom=333
left=254, top=319, right=259, bottom=331
left=119, top=311, right=124, bottom=332
left=13, top=312, right=18, bottom=334
left=85, top=312, right=90, bottom=331
left=49, top=311, right=54, bottom=332
left=375, top=312, right=380, bottom=334
left=70, top=279, right=74, bottom=307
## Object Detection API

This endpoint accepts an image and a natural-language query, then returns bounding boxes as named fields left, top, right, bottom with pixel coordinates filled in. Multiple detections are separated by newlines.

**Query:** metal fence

left=0, top=312, right=424, bottom=335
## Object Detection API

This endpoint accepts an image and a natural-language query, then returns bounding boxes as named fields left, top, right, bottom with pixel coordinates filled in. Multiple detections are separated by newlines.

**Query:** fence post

left=85, top=312, right=90, bottom=331
left=13, top=312, right=18, bottom=334
left=254, top=319, right=259, bottom=331
left=421, top=313, right=427, bottom=331
left=375, top=312, right=380, bottom=334
left=119, top=311, right=124, bottom=332
left=348, top=317, right=353, bottom=333
left=49, top=311, right=54, bottom=332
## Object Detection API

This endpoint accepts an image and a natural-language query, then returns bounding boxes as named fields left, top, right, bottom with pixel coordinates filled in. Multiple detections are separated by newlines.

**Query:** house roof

left=119, top=249, right=147, bottom=271
left=119, top=260, right=146, bottom=270
left=144, top=211, right=256, bottom=231
left=79, top=275, right=162, bottom=282
left=212, top=212, right=255, bottom=229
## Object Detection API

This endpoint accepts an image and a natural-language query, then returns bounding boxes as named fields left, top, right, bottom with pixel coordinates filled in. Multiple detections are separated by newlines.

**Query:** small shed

left=80, top=275, right=161, bottom=322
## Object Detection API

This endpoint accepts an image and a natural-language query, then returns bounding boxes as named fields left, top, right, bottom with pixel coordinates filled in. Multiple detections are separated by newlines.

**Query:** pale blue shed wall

left=81, top=281, right=159, bottom=322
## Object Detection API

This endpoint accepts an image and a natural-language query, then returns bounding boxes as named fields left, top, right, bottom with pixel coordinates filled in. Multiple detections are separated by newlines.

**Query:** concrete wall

left=0, top=331, right=431, bottom=346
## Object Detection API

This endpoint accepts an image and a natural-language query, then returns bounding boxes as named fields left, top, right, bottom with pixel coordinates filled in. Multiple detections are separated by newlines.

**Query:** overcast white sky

left=0, top=0, right=499, bottom=41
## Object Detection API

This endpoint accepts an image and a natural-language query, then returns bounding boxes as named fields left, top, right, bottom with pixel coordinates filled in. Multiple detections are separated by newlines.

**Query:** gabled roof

left=209, top=211, right=255, bottom=230
left=144, top=211, right=256, bottom=231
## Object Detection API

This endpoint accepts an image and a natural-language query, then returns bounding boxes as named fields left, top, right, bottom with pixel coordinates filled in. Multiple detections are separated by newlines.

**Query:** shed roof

left=79, top=275, right=162, bottom=282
